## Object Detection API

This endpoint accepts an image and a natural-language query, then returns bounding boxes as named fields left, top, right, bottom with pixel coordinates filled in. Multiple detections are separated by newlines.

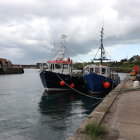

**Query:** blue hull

left=83, top=73, right=118, bottom=92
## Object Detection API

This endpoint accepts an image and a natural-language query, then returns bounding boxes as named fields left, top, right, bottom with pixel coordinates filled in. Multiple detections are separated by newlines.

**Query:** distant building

left=36, top=62, right=48, bottom=69
left=36, top=63, right=41, bottom=68
left=20, top=64, right=37, bottom=69
left=129, top=55, right=140, bottom=62
left=0, top=58, right=12, bottom=68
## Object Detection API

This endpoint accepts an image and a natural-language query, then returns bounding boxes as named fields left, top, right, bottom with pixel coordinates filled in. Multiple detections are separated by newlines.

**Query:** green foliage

left=74, top=63, right=83, bottom=70
left=85, top=122, right=106, bottom=140
left=115, top=67, right=132, bottom=73
left=74, top=59, right=140, bottom=73
left=106, top=109, right=111, bottom=113
left=120, top=58, right=128, bottom=63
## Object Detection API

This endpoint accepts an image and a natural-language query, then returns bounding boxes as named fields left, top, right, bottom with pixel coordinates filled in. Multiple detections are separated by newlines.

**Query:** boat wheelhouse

left=46, top=59, right=72, bottom=75
left=84, top=65, right=111, bottom=78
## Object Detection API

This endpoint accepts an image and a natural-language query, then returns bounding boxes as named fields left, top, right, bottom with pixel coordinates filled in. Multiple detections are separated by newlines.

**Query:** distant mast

left=93, top=27, right=110, bottom=64
left=61, top=34, right=67, bottom=43
left=61, top=34, right=67, bottom=50
left=61, top=34, right=67, bottom=56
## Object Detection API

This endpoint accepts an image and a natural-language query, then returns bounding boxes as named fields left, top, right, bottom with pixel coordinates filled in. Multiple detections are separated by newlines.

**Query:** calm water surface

left=0, top=69, right=98, bottom=140
left=0, top=69, right=127, bottom=140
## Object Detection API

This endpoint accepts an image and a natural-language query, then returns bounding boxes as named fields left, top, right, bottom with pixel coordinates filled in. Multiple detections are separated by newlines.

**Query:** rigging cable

left=93, top=47, right=100, bottom=61
left=48, top=43, right=56, bottom=61
left=66, top=46, right=88, bottom=63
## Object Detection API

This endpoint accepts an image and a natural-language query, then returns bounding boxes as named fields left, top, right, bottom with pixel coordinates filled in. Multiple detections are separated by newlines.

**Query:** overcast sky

left=0, top=0, right=140, bottom=64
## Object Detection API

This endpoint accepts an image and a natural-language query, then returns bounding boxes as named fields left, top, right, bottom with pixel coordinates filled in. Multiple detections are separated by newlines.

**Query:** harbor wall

left=67, top=75, right=128, bottom=140
left=0, top=67, right=24, bottom=74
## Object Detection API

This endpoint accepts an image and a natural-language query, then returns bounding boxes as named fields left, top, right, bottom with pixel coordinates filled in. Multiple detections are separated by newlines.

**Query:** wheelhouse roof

left=85, top=65, right=109, bottom=68
left=47, top=60, right=71, bottom=64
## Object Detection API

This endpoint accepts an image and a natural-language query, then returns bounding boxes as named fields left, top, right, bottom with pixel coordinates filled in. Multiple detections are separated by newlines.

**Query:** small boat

left=83, top=27, right=120, bottom=93
left=40, top=35, right=84, bottom=94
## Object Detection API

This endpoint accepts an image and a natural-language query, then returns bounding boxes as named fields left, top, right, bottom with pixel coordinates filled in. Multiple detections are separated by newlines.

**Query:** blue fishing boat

left=83, top=27, right=120, bottom=93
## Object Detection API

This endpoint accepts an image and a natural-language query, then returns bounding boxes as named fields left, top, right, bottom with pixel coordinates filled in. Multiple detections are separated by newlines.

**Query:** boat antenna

left=61, top=34, right=67, bottom=45
left=100, top=27, right=104, bottom=64
left=93, top=27, right=110, bottom=64
left=61, top=34, right=67, bottom=58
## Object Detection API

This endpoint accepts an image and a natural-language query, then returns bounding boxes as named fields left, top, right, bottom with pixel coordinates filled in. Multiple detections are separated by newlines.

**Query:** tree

left=120, top=58, right=127, bottom=63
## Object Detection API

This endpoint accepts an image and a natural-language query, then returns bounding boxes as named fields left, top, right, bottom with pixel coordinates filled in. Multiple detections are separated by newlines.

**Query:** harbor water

left=0, top=69, right=127, bottom=140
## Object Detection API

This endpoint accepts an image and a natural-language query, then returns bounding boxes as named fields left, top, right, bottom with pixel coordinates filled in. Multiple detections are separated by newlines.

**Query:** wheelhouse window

left=50, top=64, right=55, bottom=70
left=95, top=68, right=99, bottom=74
left=85, top=67, right=89, bottom=73
left=50, top=64, right=52, bottom=69
left=55, top=64, right=61, bottom=69
left=107, top=69, right=110, bottom=74
left=63, top=64, right=68, bottom=69
left=90, top=68, right=94, bottom=73
left=101, top=68, right=106, bottom=74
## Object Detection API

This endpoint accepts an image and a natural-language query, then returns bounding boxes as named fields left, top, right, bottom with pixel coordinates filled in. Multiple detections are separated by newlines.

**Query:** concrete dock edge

left=67, top=76, right=129, bottom=140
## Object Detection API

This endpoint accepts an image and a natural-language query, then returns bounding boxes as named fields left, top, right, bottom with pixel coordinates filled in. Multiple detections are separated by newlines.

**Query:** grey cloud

left=0, top=0, right=101, bottom=21
left=114, top=0, right=140, bottom=19
left=0, top=0, right=140, bottom=64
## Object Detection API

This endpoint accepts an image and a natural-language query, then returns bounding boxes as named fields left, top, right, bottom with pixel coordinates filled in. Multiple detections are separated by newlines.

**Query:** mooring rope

left=85, top=98, right=104, bottom=108
left=55, top=72, right=104, bottom=100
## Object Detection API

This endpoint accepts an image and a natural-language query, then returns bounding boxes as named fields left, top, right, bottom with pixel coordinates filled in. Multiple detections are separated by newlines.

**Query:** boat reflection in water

left=38, top=91, right=106, bottom=139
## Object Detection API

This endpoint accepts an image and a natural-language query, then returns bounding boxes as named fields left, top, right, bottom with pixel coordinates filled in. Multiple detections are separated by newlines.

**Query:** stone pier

left=67, top=75, right=140, bottom=140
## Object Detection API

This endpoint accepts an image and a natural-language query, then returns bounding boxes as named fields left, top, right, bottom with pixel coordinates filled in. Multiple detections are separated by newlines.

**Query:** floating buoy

left=60, top=81, right=65, bottom=86
left=70, top=83, right=75, bottom=88
left=103, top=82, right=110, bottom=88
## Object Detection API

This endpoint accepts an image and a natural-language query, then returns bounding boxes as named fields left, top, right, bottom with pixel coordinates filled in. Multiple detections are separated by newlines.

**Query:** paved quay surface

left=102, top=75, right=140, bottom=140
left=67, top=75, right=140, bottom=140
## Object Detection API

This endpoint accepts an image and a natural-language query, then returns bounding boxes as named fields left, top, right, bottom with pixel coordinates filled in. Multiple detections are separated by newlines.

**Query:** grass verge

left=85, top=121, right=106, bottom=140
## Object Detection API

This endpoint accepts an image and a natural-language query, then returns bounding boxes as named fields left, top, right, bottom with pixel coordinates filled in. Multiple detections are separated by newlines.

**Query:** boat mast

left=93, top=27, right=110, bottom=64
left=61, top=34, right=67, bottom=56
left=100, top=27, right=104, bottom=64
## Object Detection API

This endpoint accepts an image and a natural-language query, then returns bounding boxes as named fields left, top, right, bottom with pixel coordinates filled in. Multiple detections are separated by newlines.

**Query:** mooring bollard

left=133, top=80, right=140, bottom=88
